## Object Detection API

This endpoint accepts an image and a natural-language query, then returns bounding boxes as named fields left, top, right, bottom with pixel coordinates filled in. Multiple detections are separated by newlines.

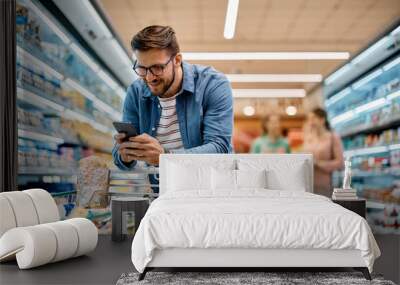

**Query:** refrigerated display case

left=324, top=28, right=400, bottom=234
left=15, top=0, right=125, bottom=218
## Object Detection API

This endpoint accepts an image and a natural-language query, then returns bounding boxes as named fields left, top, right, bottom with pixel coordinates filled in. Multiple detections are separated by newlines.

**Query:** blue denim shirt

left=112, top=61, right=233, bottom=171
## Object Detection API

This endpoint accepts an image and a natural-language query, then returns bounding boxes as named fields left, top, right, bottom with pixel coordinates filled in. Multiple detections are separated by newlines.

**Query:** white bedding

left=131, top=190, right=380, bottom=273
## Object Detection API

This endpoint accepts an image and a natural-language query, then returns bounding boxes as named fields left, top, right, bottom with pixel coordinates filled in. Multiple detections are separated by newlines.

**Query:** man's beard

left=146, top=68, right=176, bottom=97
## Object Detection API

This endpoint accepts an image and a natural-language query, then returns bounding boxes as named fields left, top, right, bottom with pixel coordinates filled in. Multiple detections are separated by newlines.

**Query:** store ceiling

left=99, top=0, right=400, bottom=117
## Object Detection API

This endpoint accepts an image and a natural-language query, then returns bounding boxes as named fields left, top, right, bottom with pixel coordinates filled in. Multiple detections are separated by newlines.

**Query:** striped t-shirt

left=156, top=95, right=184, bottom=151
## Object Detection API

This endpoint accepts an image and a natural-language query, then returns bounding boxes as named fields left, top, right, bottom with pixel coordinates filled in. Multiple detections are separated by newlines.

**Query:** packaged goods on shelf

left=77, top=156, right=110, bottom=208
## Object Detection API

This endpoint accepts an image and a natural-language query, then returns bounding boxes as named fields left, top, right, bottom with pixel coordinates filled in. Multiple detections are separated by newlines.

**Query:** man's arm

left=172, top=77, right=233, bottom=154
left=112, top=86, right=140, bottom=170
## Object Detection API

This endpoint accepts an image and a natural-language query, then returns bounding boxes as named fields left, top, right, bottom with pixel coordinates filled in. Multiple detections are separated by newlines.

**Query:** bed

left=131, top=154, right=380, bottom=281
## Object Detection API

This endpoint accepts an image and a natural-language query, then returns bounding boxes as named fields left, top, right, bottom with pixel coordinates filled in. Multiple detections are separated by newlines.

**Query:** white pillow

left=167, top=162, right=212, bottom=191
left=212, top=168, right=236, bottom=190
left=236, top=169, right=267, bottom=189
left=237, top=158, right=308, bottom=191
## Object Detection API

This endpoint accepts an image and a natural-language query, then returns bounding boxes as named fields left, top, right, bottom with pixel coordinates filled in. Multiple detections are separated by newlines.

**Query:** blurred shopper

left=251, top=115, right=290, bottom=154
left=113, top=25, right=233, bottom=172
left=303, top=108, right=344, bottom=197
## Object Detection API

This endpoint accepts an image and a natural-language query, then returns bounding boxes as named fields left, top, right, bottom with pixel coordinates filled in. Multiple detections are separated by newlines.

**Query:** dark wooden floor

left=0, top=235, right=134, bottom=285
left=1, top=234, right=398, bottom=285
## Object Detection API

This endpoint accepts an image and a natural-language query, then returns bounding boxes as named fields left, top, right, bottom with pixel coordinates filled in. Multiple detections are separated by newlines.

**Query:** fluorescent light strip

left=81, top=0, right=112, bottom=39
left=70, top=43, right=100, bottom=72
left=324, top=63, right=352, bottom=85
left=28, top=2, right=71, bottom=45
left=344, top=146, right=388, bottom=157
left=98, top=70, right=118, bottom=89
left=17, top=46, right=64, bottom=80
left=387, top=90, right=400, bottom=101
left=183, top=52, right=350, bottom=61
left=226, top=74, right=322, bottom=82
left=383, top=56, right=400, bottom=71
left=354, top=98, right=387, bottom=114
left=224, top=0, right=239, bottom=39
left=352, top=37, right=389, bottom=65
left=352, top=69, right=383, bottom=90
left=325, top=87, right=352, bottom=107
left=233, top=89, right=306, bottom=98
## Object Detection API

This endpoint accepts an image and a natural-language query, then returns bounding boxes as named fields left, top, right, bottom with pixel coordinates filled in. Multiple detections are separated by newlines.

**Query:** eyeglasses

left=133, top=55, right=175, bottom=77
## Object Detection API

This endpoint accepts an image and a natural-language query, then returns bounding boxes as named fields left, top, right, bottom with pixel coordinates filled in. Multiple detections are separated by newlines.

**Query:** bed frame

left=139, top=249, right=371, bottom=280
left=138, top=154, right=372, bottom=281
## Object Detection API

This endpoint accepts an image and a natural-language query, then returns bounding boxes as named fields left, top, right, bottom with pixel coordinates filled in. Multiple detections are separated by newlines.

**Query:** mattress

left=131, top=190, right=380, bottom=273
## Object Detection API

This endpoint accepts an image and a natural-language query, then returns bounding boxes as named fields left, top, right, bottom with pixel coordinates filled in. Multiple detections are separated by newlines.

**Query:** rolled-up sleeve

left=172, top=76, right=233, bottom=154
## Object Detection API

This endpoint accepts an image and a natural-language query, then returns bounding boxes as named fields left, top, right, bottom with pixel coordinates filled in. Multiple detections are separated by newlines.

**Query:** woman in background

left=251, top=115, right=290, bottom=154
left=303, top=108, right=344, bottom=197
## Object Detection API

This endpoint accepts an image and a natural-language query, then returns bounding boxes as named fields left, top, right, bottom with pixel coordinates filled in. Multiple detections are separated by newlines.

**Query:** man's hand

left=114, top=133, right=135, bottom=164
left=115, top=133, right=165, bottom=166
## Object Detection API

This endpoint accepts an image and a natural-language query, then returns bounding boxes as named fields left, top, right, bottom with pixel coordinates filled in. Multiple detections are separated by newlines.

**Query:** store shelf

left=330, top=97, right=390, bottom=127
left=335, top=168, right=400, bottom=178
left=18, top=128, right=64, bottom=144
left=51, top=190, right=77, bottom=197
left=366, top=201, right=386, bottom=210
left=18, top=123, right=81, bottom=145
left=18, top=166, right=77, bottom=176
left=340, top=113, right=400, bottom=138
left=344, top=143, right=400, bottom=157
left=17, top=45, right=122, bottom=122
left=17, top=86, right=114, bottom=134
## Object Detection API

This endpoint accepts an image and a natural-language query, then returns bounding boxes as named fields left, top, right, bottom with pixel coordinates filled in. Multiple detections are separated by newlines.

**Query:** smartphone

left=113, top=122, right=138, bottom=142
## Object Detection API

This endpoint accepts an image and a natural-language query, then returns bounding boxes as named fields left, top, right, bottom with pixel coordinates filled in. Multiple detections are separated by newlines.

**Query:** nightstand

left=332, top=198, right=366, bottom=218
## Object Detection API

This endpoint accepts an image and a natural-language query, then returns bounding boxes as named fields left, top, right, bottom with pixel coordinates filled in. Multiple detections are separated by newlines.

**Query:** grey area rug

left=116, top=271, right=395, bottom=285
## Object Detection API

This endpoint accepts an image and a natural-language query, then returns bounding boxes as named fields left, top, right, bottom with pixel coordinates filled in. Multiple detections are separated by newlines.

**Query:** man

left=112, top=25, right=233, bottom=182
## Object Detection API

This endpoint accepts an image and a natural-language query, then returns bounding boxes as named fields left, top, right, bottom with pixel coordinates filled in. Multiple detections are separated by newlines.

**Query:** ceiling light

left=70, top=43, right=100, bottom=72
left=226, top=74, right=322, bottom=82
left=243, top=106, right=255, bottom=116
left=224, top=0, right=239, bottom=39
left=182, top=52, right=350, bottom=61
left=352, top=69, right=383, bottom=90
left=233, top=89, right=306, bottom=98
left=286, top=106, right=297, bottom=116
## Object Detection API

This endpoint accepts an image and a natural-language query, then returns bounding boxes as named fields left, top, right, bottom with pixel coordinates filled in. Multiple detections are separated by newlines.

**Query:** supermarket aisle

left=1, top=0, right=400, bottom=284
